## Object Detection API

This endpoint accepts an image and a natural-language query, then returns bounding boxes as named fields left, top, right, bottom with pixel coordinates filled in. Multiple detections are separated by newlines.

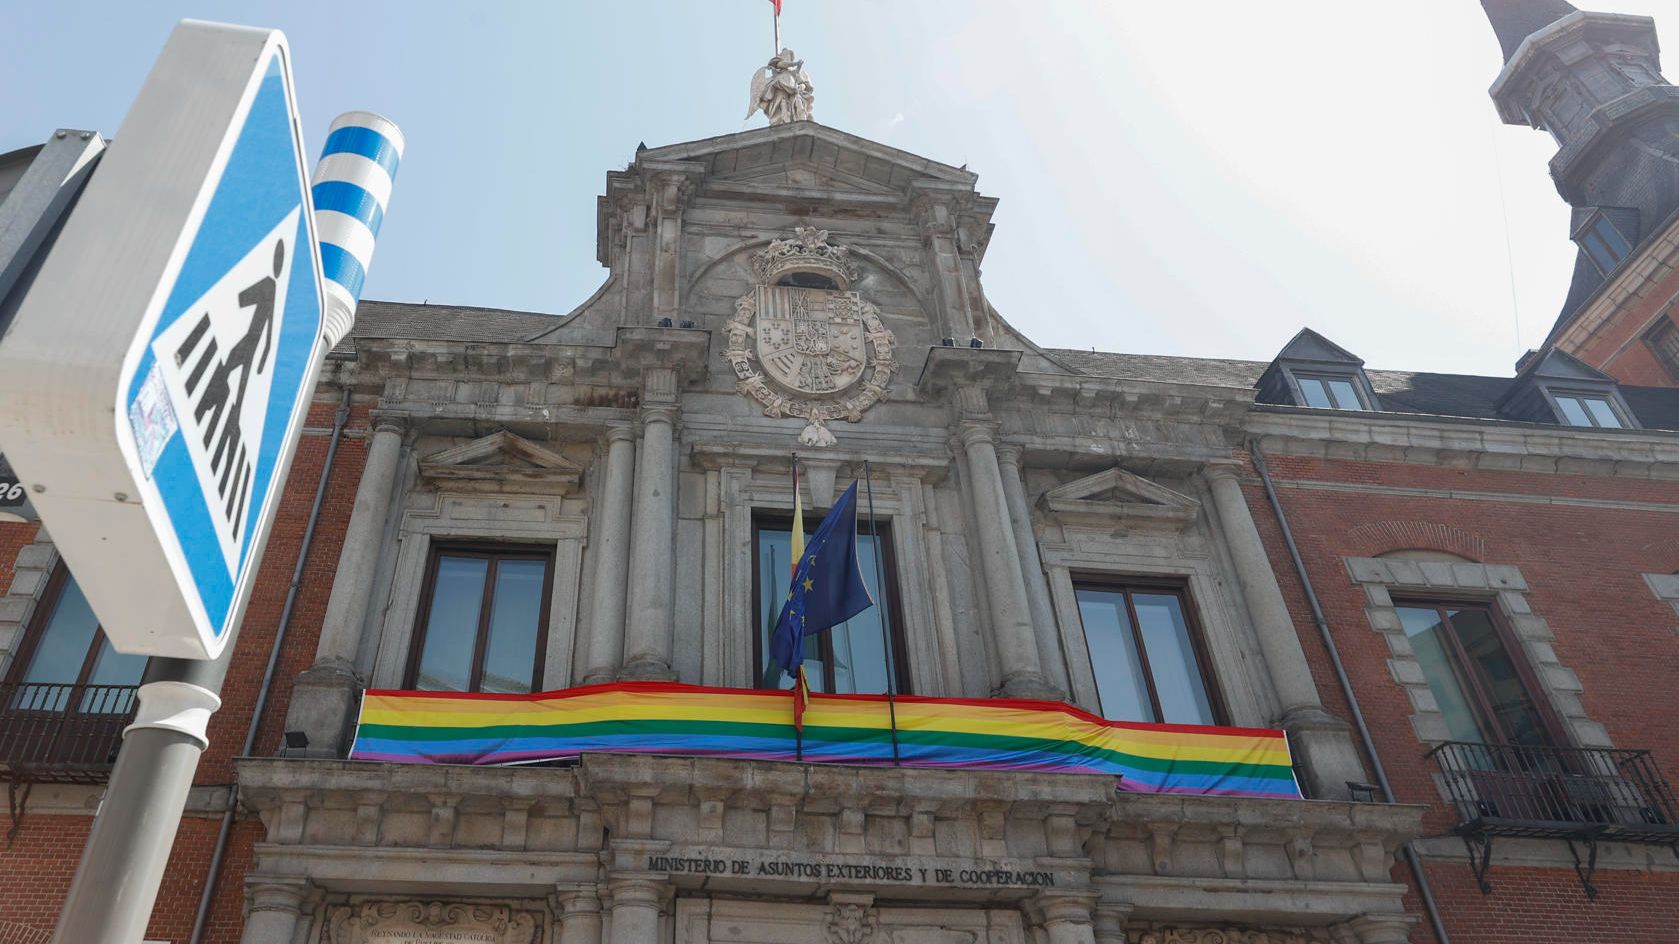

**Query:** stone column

left=622, top=389, right=678, bottom=680
left=584, top=425, right=637, bottom=684
left=1202, top=460, right=1366, bottom=798
left=285, top=419, right=405, bottom=755
left=607, top=874, right=665, bottom=944
left=1031, top=891, right=1101, bottom=944
left=1333, top=914, right=1417, bottom=944
left=996, top=444, right=1067, bottom=691
left=240, top=878, right=310, bottom=944
left=958, top=422, right=1054, bottom=699
left=556, top=885, right=605, bottom=944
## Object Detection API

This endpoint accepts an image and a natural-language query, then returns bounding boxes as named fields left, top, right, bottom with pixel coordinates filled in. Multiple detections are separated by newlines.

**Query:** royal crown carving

left=752, top=226, right=862, bottom=287
left=724, top=228, right=896, bottom=447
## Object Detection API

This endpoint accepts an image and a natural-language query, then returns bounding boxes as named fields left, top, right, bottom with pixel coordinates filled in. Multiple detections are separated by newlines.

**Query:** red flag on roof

left=770, top=0, right=782, bottom=14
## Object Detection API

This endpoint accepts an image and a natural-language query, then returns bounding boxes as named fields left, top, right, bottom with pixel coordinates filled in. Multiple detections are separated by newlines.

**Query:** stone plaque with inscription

left=325, top=901, right=542, bottom=944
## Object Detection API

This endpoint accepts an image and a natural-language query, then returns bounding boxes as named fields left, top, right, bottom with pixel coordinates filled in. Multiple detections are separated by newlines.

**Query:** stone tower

left=1483, top=0, right=1679, bottom=336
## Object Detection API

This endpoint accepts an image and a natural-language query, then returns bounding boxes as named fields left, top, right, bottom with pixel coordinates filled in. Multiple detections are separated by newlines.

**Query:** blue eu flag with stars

left=766, top=480, right=874, bottom=686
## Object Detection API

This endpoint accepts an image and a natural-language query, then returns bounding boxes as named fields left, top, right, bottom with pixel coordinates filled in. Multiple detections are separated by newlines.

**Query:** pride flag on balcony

left=349, top=683, right=1301, bottom=799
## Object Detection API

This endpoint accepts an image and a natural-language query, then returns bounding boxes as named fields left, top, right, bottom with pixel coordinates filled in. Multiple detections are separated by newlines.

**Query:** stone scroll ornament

left=723, top=227, right=897, bottom=447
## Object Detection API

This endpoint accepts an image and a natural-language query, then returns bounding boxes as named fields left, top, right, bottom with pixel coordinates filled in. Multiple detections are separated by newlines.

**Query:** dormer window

left=1255, top=328, right=1379, bottom=412
left=1294, top=374, right=1367, bottom=411
left=1574, top=210, right=1635, bottom=276
left=1551, top=392, right=1625, bottom=428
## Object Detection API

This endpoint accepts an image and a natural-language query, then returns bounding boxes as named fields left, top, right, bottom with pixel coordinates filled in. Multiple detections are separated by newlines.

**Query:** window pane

left=480, top=559, right=546, bottom=694
left=1297, top=377, right=1333, bottom=409
left=1448, top=608, right=1550, bottom=747
left=20, top=578, right=101, bottom=686
left=1555, top=396, right=1592, bottom=427
left=1581, top=231, right=1619, bottom=273
left=1327, top=379, right=1363, bottom=411
left=81, top=638, right=146, bottom=712
left=415, top=556, right=489, bottom=691
left=757, top=525, right=895, bottom=695
left=1133, top=593, right=1216, bottom=725
left=1076, top=589, right=1155, bottom=723
left=1398, top=606, right=1491, bottom=743
left=1582, top=397, right=1622, bottom=428
left=1595, top=218, right=1632, bottom=259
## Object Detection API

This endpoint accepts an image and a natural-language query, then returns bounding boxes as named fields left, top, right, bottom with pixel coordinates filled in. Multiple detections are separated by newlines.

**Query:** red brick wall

left=0, top=396, right=365, bottom=942
left=1561, top=263, right=1679, bottom=387
left=1246, top=448, right=1679, bottom=942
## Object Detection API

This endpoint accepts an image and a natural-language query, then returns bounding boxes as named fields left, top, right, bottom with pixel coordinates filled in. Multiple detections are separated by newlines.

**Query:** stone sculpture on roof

left=746, top=48, right=815, bottom=125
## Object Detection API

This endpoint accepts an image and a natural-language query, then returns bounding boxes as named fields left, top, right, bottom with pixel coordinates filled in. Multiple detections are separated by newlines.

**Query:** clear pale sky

left=6, top=1, right=1678, bottom=377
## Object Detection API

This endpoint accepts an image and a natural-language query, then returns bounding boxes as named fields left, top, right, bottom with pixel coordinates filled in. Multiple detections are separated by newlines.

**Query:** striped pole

left=309, top=111, right=404, bottom=347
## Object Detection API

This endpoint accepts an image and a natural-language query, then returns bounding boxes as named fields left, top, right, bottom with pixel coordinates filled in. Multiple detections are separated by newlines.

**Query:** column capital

left=554, top=883, right=603, bottom=915
left=245, top=877, right=311, bottom=915
left=605, top=423, right=639, bottom=445
left=606, top=872, right=668, bottom=907
left=1091, top=903, right=1132, bottom=944
left=367, top=410, right=410, bottom=438
left=1200, top=458, right=1245, bottom=483
left=1029, top=890, right=1100, bottom=927
left=639, top=403, right=679, bottom=427
left=1333, top=913, right=1417, bottom=944
left=955, top=420, right=999, bottom=450
left=994, top=442, right=1025, bottom=467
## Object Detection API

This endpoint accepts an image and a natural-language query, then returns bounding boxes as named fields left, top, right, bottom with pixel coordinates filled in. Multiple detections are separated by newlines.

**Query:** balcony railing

left=0, top=682, right=138, bottom=783
left=1427, top=741, right=1679, bottom=896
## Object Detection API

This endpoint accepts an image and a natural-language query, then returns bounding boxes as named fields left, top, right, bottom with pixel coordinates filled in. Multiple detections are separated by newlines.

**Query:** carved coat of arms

left=723, top=227, right=896, bottom=446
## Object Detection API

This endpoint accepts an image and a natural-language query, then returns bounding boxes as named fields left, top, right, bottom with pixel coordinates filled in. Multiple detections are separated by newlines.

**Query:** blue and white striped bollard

left=310, top=111, right=404, bottom=346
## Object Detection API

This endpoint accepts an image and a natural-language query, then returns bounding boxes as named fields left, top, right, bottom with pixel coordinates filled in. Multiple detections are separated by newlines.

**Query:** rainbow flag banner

left=350, top=682, right=1301, bottom=799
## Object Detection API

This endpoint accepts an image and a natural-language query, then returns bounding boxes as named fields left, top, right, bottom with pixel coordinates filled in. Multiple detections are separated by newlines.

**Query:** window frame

left=750, top=511, right=911, bottom=695
left=1389, top=596, right=1570, bottom=748
left=4, top=564, right=130, bottom=693
left=1070, top=574, right=1229, bottom=726
left=1284, top=368, right=1374, bottom=412
left=403, top=542, right=556, bottom=694
left=1572, top=210, right=1634, bottom=277
left=1540, top=386, right=1634, bottom=429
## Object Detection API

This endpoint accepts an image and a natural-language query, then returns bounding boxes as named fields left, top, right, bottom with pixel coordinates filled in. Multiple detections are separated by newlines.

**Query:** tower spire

left=1480, top=0, right=1579, bottom=61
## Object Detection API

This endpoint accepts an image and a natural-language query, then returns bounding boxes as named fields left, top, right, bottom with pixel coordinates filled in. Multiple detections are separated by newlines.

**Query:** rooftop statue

left=746, top=48, right=814, bottom=125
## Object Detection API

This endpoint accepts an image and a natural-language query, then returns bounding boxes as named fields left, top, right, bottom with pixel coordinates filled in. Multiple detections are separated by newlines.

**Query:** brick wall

left=0, top=397, right=365, bottom=942
left=1245, top=448, right=1679, bottom=942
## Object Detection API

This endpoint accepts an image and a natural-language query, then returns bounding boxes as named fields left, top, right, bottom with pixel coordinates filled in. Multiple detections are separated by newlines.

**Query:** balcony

left=0, top=683, right=138, bottom=783
left=1427, top=740, right=1679, bottom=896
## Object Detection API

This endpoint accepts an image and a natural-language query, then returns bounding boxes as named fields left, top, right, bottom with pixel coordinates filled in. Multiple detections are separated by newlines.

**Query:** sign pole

left=51, top=653, right=232, bottom=944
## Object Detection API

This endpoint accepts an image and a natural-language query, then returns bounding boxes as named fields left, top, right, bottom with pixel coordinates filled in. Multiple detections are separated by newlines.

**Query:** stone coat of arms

left=723, top=227, right=896, bottom=446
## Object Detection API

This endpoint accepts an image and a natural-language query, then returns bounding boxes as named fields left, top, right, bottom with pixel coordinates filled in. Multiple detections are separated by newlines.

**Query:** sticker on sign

left=0, top=22, right=326, bottom=660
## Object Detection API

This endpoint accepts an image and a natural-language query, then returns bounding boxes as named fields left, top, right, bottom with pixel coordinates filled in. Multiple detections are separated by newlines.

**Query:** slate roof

left=1481, top=0, right=1578, bottom=61
left=344, top=300, right=567, bottom=346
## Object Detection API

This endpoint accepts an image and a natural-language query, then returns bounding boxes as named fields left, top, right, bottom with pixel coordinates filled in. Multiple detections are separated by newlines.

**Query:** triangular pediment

left=1276, top=328, right=1363, bottom=366
left=1039, top=468, right=1200, bottom=530
left=1525, top=348, right=1614, bottom=384
left=639, top=122, right=976, bottom=194
left=419, top=430, right=582, bottom=492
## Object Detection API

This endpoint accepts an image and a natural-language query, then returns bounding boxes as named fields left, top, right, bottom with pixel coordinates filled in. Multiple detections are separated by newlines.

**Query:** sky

left=6, top=1, right=1679, bottom=378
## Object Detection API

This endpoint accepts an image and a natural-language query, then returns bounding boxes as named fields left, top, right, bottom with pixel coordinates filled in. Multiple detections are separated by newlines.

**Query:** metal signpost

left=0, top=19, right=401, bottom=943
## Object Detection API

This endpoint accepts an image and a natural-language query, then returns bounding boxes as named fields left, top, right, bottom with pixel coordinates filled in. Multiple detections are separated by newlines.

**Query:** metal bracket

left=1462, top=833, right=1495, bottom=894
left=1567, top=835, right=1601, bottom=901
left=6, top=779, right=32, bottom=848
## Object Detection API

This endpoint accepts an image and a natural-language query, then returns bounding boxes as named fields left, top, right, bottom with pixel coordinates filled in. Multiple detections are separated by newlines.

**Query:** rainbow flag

left=350, top=682, right=1300, bottom=799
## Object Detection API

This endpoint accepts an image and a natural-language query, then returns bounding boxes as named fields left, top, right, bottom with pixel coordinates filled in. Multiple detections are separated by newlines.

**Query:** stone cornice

left=1248, top=406, right=1679, bottom=478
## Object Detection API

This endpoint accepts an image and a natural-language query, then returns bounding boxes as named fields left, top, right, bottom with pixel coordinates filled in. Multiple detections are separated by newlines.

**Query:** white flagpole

left=773, top=3, right=782, bottom=54
left=864, top=461, right=902, bottom=766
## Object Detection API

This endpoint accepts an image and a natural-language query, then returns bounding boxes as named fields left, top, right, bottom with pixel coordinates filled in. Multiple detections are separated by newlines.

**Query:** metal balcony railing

left=0, top=682, right=138, bottom=783
left=1427, top=740, right=1679, bottom=897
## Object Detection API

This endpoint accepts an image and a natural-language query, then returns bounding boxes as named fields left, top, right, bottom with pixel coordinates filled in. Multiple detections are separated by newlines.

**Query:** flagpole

left=773, top=4, right=781, bottom=54
left=864, top=461, right=902, bottom=766
left=791, top=451, right=803, bottom=762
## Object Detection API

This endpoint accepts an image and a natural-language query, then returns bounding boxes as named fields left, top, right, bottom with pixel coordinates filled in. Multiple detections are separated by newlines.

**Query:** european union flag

left=765, top=480, right=874, bottom=684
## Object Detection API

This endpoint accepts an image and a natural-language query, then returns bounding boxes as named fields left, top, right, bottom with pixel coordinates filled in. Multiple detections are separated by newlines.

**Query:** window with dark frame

left=4, top=565, right=145, bottom=713
left=1293, top=373, right=1367, bottom=411
left=752, top=513, right=908, bottom=695
left=1394, top=601, right=1561, bottom=748
left=406, top=544, right=554, bottom=694
left=1072, top=580, right=1224, bottom=726
left=1576, top=213, right=1634, bottom=277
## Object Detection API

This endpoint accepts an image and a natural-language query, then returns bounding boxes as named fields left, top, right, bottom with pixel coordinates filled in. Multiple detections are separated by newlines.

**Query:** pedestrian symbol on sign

left=147, top=207, right=298, bottom=577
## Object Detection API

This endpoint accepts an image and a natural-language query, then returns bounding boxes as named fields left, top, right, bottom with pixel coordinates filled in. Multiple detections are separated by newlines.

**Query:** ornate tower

left=1483, top=0, right=1679, bottom=334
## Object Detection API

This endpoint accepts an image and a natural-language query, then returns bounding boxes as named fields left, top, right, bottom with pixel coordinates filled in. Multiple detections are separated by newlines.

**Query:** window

left=1647, top=319, right=1679, bottom=382
left=1295, top=374, right=1366, bottom=411
left=406, top=545, right=553, bottom=694
left=776, top=271, right=839, bottom=290
left=1550, top=392, right=1624, bottom=428
left=753, top=515, right=906, bottom=694
left=4, top=566, right=145, bottom=713
left=1073, top=581, right=1223, bottom=725
left=1395, top=602, right=1558, bottom=747
left=1576, top=213, right=1633, bottom=276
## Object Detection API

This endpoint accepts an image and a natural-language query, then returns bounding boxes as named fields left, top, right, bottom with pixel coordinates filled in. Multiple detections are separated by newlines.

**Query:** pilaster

left=622, top=370, right=680, bottom=681
left=584, top=424, right=638, bottom=683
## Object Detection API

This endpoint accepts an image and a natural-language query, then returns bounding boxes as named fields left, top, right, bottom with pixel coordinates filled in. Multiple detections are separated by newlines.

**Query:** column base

left=995, top=670, right=1063, bottom=702
left=282, top=661, right=364, bottom=758
left=1281, top=707, right=1369, bottom=801
left=618, top=658, right=677, bottom=682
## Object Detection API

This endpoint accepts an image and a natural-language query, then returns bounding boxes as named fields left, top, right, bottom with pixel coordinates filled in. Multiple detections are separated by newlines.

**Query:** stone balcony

left=236, top=753, right=1423, bottom=938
